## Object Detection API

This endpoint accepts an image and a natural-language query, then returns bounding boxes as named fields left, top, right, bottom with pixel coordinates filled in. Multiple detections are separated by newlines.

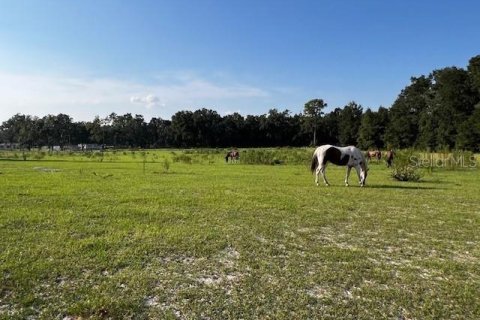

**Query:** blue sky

left=0, top=0, right=479, bottom=122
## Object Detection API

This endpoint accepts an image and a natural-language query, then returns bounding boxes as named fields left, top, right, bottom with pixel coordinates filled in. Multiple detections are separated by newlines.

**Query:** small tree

left=303, top=99, right=326, bottom=146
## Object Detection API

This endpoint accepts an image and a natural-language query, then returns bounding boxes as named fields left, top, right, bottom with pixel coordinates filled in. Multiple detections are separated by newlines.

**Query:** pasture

left=1, top=149, right=479, bottom=319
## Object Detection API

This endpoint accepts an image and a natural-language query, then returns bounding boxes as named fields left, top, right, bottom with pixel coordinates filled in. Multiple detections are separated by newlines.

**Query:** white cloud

left=130, top=96, right=143, bottom=103
left=130, top=94, right=162, bottom=109
left=145, top=94, right=160, bottom=104
left=0, top=71, right=270, bottom=122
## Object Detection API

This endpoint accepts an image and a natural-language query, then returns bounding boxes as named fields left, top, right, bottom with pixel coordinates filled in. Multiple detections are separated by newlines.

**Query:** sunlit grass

left=1, top=149, right=479, bottom=319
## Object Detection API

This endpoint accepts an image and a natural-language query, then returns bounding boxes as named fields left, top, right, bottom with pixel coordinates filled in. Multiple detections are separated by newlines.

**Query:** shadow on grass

left=312, top=184, right=442, bottom=190
left=367, top=184, right=443, bottom=190
left=152, top=171, right=197, bottom=175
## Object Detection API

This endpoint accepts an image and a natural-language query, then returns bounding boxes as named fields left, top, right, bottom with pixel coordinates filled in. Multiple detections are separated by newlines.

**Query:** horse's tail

left=310, top=154, right=319, bottom=173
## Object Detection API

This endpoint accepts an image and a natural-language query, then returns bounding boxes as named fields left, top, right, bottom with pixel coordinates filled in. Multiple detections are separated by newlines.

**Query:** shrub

left=172, top=153, right=193, bottom=164
left=33, top=151, right=46, bottom=160
left=271, top=158, right=283, bottom=165
left=391, top=166, right=422, bottom=181
left=390, top=149, right=422, bottom=182
left=162, top=158, right=171, bottom=172
left=241, top=148, right=311, bottom=165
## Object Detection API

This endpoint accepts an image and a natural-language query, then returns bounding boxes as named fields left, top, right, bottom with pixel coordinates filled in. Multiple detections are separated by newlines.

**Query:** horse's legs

left=320, top=166, right=329, bottom=186
left=345, top=166, right=352, bottom=186
left=315, top=166, right=328, bottom=186
left=355, top=166, right=361, bottom=184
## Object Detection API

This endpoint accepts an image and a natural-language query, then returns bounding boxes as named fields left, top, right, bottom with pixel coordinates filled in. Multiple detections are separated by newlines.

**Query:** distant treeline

left=2, top=55, right=480, bottom=151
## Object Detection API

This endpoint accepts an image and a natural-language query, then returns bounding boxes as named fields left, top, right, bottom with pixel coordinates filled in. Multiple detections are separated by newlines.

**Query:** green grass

left=1, top=149, right=479, bottom=319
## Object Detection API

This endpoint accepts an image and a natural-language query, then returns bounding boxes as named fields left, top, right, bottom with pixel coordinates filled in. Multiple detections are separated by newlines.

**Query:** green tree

left=376, top=107, right=389, bottom=147
left=192, top=108, right=222, bottom=147
left=431, top=67, right=477, bottom=149
left=87, top=116, right=106, bottom=145
left=417, top=105, right=437, bottom=151
left=105, top=113, right=147, bottom=147
left=171, top=111, right=195, bottom=147
left=132, top=114, right=147, bottom=147
left=302, top=99, right=326, bottom=146
left=39, top=114, right=74, bottom=149
left=147, top=117, right=172, bottom=147
left=321, top=107, right=341, bottom=145
left=385, top=76, right=431, bottom=148
left=338, top=101, right=363, bottom=146
left=260, top=109, right=295, bottom=146
left=55, top=113, right=74, bottom=147
left=70, top=121, right=89, bottom=145
left=456, top=105, right=480, bottom=151
left=357, top=108, right=388, bottom=149
left=221, top=113, right=245, bottom=147
left=244, top=115, right=263, bottom=147
left=0, top=114, right=39, bottom=149
left=467, top=55, right=480, bottom=95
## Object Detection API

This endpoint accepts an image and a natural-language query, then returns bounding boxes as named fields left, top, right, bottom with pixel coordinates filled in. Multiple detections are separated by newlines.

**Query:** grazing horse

left=225, top=150, right=240, bottom=163
left=385, top=149, right=395, bottom=167
left=311, top=145, right=368, bottom=187
left=366, top=150, right=381, bottom=162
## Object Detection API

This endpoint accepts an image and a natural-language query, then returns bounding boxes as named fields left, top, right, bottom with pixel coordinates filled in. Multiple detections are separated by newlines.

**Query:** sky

left=0, top=0, right=479, bottom=122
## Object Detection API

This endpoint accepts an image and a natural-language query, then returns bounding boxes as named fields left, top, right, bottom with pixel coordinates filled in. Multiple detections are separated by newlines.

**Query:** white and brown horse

left=366, top=150, right=381, bottom=161
left=311, top=145, right=368, bottom=187
left=225, top=150, right=240, bottom=163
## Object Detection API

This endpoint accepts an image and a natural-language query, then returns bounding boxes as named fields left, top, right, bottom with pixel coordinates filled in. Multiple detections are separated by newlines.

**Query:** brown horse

left=385, top=149, right=395, bottom=167
left=225, top=150, right=240, bottom=163
left=366, top=150, right=381, bottom=162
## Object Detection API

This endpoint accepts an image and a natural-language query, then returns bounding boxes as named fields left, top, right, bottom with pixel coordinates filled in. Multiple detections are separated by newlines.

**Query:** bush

left=172, top=153, right=193, bottom=164
left=33, top=151, right=46, bottom=160
left=162, top=158, right=171, bottom=172
left=241, top=148, right=311, bottom=165
left=390, top=149, right=422, bottom=182
left=271, top=158, right=283, bottom=165
left=391, top=166, right=422, bottom=181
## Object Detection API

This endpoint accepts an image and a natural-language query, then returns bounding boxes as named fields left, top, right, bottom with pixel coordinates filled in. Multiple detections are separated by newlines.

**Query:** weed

left=162, top=158, right=171, bottom=172
left=172, top=153, right=193, bottom=164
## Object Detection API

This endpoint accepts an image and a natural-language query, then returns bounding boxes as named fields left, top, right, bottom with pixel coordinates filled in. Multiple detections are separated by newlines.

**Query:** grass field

left=1, top=149, right=479, bottom=319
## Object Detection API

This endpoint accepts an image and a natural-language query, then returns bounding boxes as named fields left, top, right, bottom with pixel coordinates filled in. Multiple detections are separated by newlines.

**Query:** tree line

left=1, top=55, right=480, bottom=151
